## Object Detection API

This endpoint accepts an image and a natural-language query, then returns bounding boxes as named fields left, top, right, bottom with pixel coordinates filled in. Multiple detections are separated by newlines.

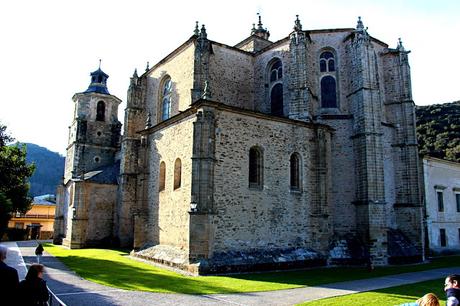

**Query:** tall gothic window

left=159, top=161, right=166, bottom=191
left=321, top=76, right=337, bottom=108
left=174, top=158, right=181, bottom=190
left=269, top=59, right=283, bottom=116
left=319, top=51, right=338, bottom=108
left=96, top=101, right=105, bottom=121
left=249, top=146, right=263, bottom=188
left=290, top=153, right=301, bottom=190
left=161, top=77, right=172, bottom=121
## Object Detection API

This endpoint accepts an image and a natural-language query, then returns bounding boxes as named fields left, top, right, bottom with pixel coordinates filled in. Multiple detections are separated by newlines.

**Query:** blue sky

left=0, top=0, right=459, bottom=154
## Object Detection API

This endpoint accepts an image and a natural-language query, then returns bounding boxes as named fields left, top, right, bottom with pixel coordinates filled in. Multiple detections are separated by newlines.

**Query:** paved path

left=2, top=241, right=459, bottom=306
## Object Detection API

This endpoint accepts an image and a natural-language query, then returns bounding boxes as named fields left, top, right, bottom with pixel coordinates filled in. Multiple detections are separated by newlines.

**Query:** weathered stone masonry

left=55, top=16, right=424, bottom=274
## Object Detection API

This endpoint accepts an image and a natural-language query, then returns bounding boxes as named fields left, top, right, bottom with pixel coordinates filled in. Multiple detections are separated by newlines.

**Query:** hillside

left=416, top=101, right=460, bottom=163
left=23, top=143, right=65, bottom=197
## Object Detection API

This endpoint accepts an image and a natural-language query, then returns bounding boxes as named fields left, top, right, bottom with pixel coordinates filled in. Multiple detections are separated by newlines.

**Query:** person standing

left=18, top=264, right=49, bottom=306
left=445, top=274, right=460, bottom=306
left=0, top=245, right=20, bottom=305
left=35, top=243, right=44, bottom=264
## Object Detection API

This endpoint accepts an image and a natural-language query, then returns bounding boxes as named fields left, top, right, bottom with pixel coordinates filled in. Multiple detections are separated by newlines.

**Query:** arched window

left=160, top=77, right=172, bottom=121
left=249, top=146, right=263, bottom=188
left=319, top=50, right=338, bottom=109
left=270, top=60, right=282, bottom=82
left=320, top=51, right=335, bottom=72
left=174, top=158, right=181, bottom=190
left=96, top=101, right=105, bottom=121
left=290, top=153, right=301, bottom=190
left=268, top=59, right=283, bottom=116
left=321, top=76, right=337, bottom=108
left=159, top=161, right=166, bottom=191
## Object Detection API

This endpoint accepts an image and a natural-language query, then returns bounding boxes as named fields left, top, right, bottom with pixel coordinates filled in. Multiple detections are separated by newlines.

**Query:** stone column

left=348, top=27, right=388, bottom=265
left=189, top=107, right=216, bottom=266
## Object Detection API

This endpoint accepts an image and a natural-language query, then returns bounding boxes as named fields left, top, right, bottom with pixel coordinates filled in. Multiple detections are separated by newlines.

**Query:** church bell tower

left=64, top=65, right=122, bottom=183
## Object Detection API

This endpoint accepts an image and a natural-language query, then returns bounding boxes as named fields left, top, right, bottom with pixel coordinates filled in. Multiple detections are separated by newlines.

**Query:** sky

left=1, top=0, right=459, bottom=154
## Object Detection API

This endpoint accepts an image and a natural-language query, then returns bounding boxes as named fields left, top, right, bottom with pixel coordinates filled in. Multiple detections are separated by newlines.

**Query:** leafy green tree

left=0, top=123, right=35, bottom=237
left=416, top=101, right=460, bottom=162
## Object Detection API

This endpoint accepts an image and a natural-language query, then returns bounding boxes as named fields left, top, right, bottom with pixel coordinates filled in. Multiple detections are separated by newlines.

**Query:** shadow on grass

left=229, top=256, right=460, bottom=287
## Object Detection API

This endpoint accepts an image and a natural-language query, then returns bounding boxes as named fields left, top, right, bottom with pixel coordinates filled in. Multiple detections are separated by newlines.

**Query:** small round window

left=94, top=156, right=101, bottom=163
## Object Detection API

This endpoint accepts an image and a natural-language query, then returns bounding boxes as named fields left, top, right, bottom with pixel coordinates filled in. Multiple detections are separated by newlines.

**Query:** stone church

left=54, top=15, right=424, bottom=274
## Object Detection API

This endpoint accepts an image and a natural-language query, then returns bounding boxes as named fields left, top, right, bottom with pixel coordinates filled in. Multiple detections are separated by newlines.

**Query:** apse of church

left=55, top=15, right=424, bottom=274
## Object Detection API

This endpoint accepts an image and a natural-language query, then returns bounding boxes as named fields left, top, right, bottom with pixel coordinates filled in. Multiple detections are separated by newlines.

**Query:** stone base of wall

left=62, top=238, right=83, bottom=249
left=133, top=244, right=190, bottom=271
left=388, top=229, right=423, bottom=264
left=134, top=246, right=325, bottom=275
left=328, top=236, right=368, bottom=265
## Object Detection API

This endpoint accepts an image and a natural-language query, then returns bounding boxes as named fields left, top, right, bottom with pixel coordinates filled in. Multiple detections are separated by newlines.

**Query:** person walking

left=35, top=243, right=44, bottom=264
left=0, top=245, right=20, bottom=305
left=445, top=274, right=460, bottom=306
left=18, top=264, right=49, bottom=306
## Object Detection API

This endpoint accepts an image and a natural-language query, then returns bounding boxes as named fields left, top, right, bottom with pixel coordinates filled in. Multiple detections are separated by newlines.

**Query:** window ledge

left=249, top=184, right=263, bottom=191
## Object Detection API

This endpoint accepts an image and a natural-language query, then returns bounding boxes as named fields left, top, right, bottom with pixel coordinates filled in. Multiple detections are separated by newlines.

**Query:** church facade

left=54, top=16, right=424, bottom=274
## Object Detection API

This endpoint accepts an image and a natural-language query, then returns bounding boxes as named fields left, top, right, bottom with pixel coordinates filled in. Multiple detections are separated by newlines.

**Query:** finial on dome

left=257, top=13, right=263, bottom=30
left=194, top=21, right=199, bottom=36
left=252, top=13, right=270, bottom=40
left=145, top=61, right=149, bottom=72
left=98, top=59, right=102, bottom=69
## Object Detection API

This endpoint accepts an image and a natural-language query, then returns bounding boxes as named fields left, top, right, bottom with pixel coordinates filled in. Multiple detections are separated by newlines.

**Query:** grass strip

left=44, top=244, right=459, bottom=295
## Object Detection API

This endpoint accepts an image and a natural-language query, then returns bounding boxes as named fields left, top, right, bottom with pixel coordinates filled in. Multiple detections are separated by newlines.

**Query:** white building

left=423, top=157, right=460, bottom=253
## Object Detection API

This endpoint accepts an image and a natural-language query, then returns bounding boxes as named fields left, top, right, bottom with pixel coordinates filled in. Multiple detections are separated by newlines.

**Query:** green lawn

left=298, top=278, right=447, bottom=306
left=44, top=244, right=459, bottom=295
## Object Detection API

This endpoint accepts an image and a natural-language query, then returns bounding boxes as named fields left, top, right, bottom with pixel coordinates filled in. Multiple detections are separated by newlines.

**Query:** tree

left=0, top=123, right=35, bottom=237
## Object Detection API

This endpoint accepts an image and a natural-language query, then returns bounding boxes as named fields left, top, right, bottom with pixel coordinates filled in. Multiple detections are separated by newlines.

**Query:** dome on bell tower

left=84, top=62, right=110, bottom=94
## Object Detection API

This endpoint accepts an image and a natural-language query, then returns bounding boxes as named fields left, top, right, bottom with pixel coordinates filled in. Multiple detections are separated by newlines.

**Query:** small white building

left=423, top=157, right=460, bottom=253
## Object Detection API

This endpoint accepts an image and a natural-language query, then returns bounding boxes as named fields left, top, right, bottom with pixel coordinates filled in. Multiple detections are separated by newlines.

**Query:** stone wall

left=208, top=44, right=254, bottom=109
left=211, top=108, right=332, bottom=255
left=84, top=182, right=117, bottom=245
left=145, top=115, right=196, bottom=251
left=63, top=181, right=117, bottom=248
left=146, top=42, right=195, bottom=124
left=320, top=117, right=357, bottom=233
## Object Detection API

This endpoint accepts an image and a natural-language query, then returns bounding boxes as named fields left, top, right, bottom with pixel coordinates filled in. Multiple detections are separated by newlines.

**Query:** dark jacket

left=0, top=261, right=19, bottom=305
left=447, top=288, right=460, bottom=306
left=18, top=277, right=49, bottom=306
left=35, top=244, right=44, bottom=256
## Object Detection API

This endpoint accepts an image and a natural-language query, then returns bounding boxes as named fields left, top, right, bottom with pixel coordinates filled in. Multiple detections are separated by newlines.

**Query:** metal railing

left=48, top=286, right=66, bottom=306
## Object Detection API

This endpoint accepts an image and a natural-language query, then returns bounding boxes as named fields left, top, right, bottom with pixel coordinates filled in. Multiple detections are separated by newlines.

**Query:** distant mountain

left=23, top=143, right=65, bottom=197
left=416, top=101, right=460, bottom=163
